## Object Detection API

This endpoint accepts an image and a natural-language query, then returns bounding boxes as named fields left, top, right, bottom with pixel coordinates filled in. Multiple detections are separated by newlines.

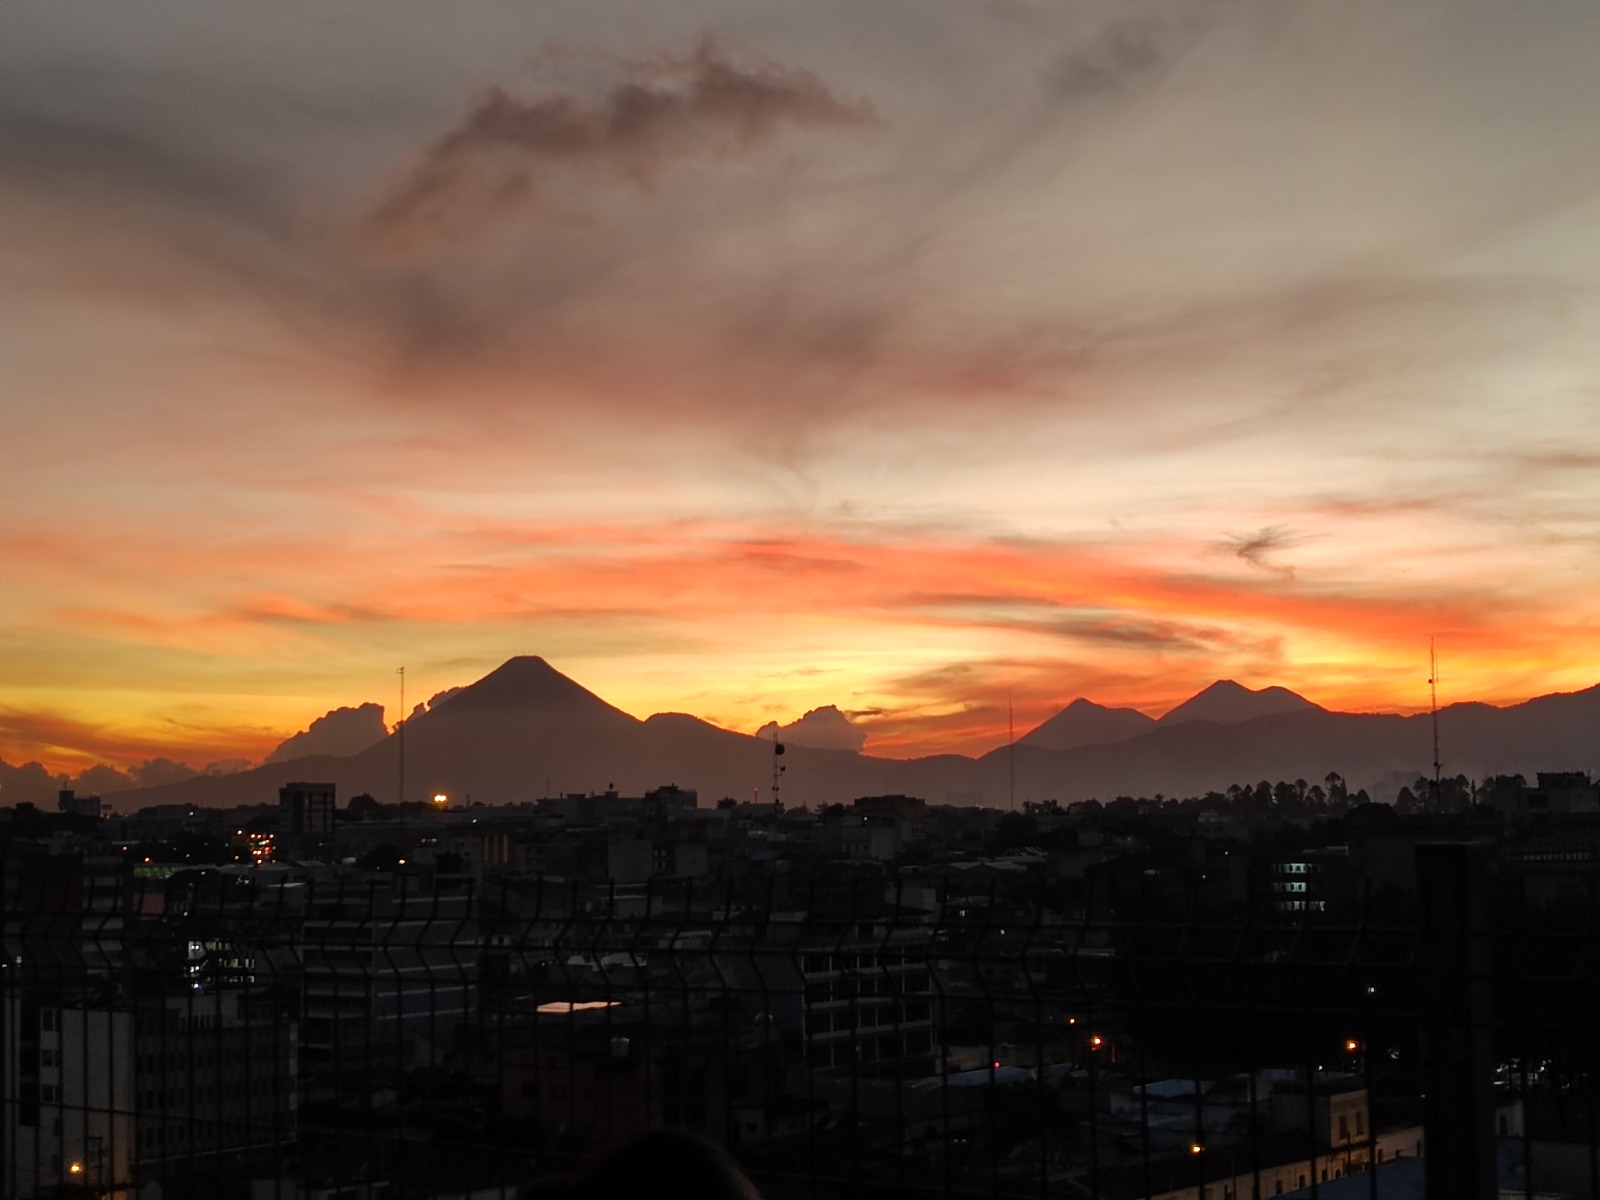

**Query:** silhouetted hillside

left=108, top=664, right=1600, bottom=811
left=1156, top=680, right=1321, bottom=727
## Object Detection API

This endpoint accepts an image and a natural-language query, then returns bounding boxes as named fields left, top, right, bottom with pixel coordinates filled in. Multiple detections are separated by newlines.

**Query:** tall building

left=278, top=782, right=336, bottom=860
left=278, top=783, right=335, bottom=838
left=299, top=875, right=478, bottom=1076
left=2, top=990, right=297, bottom=1198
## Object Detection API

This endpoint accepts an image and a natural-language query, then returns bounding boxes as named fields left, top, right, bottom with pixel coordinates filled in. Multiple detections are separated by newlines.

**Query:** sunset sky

left=6, top=2, right=1600, bottom=779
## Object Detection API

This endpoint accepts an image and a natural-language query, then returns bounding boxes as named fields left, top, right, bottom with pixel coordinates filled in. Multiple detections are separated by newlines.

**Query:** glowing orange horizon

left=5, top=513, right=1597, bottom=778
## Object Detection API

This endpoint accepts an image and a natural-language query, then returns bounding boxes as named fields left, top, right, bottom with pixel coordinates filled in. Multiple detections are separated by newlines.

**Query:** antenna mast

left=397, top=665, right=406, bottom=805
left=1428, top=640, right=1442, bottom=811
left=1008, top=691, right=1016, bottom=813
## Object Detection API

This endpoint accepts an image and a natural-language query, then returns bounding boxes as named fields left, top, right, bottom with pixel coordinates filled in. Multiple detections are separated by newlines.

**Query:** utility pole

left=397, top=665, right=406, bottom=806
left=1008, top=691, right=1016, bottom=812
left=1429, top=640, right=1443, bottom=811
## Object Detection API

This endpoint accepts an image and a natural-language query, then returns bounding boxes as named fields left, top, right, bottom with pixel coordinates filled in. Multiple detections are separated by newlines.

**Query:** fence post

left=1415, top=842, right=1495, bottom=1200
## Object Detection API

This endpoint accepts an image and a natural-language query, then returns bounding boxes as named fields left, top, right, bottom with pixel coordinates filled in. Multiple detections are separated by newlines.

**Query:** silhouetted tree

left=346, top=792, right=381, bottom=819
left=1325, top=772, right=1348, bottom=807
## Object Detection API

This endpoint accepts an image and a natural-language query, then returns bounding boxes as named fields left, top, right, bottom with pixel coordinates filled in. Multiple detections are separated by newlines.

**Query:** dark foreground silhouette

left=522, top=1131, right=761, bottom=1200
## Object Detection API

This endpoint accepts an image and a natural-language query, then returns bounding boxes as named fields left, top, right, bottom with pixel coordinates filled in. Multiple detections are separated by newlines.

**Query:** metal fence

left=3, top=843, right=1598, bottom=1200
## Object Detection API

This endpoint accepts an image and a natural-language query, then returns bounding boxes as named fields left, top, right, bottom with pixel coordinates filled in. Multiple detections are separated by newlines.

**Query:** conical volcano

left=417, top=655, right=641, bottom=732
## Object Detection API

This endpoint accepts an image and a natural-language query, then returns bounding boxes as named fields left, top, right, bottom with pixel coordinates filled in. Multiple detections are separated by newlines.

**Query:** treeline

left=1022, top=771, right=1529, bottom=818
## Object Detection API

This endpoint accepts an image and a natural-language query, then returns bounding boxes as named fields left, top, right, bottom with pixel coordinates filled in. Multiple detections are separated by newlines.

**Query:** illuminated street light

left=432, top=793, right=449, bottom=807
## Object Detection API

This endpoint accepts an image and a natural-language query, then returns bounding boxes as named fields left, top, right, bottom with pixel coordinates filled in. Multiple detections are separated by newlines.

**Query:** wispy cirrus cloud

left=353, top=37, right=875, bottom=255
left=1042, top=8, right=1207, bottom=102
left=1215, top=525, right=1309, bottom=577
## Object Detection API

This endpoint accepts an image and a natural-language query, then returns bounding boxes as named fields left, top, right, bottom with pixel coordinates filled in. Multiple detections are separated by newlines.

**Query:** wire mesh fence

left=2, top=841, right=1597, bottom=1200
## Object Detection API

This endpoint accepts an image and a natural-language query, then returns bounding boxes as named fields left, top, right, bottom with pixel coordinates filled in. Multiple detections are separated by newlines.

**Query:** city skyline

left=6, top=3, right=1600, bottom=777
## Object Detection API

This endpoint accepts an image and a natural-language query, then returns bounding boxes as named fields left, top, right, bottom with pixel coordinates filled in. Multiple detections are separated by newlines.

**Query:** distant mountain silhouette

left=264, top=703, right=388, bottom=764
left=108, top=660, right=1600, bottom=812
left=425, top=655, right=640, bottom=729
left=755, top=705, right=868, bottom=752
left=1018, top=698, right=1155, bottom=751
left=1157, top=680, right=1321, bottom=727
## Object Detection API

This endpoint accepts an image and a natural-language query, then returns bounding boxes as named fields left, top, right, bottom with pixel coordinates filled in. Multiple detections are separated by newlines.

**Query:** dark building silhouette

left=278, top=782, right=335, bottom=837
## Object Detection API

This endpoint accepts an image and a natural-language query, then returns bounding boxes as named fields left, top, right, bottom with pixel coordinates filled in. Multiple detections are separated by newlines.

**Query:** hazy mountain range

left=61, top=656, right=1600, bottom=812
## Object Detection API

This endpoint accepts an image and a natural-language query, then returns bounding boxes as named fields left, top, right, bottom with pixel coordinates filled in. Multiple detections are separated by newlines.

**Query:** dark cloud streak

left=354, top=38, right=875, bottom=255
left=1044, top=12, right=1195, bottom=101
left=1216, top=526, right=1307, bottom=578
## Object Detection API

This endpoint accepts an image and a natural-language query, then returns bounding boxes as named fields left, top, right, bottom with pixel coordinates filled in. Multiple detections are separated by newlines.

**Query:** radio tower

left=1428, top=640, right=1442, bottom=811
left=1008, top=690, right=1016, bottom=813
left=397, top=665, right=406, bottom=805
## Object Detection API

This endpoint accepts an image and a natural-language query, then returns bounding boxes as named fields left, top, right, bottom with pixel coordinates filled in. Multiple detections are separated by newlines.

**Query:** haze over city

left=6, top=2, right=1600, bottom=780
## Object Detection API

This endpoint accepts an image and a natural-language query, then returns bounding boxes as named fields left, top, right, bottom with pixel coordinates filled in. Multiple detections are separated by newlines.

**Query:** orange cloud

left=10, top=501, right=1600, bottom=771
left=0, top=704, right=279, bottom=777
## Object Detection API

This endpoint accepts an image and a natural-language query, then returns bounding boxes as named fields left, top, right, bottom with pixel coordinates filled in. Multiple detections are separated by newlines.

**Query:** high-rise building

left=278, top=783, right=335, bottom=838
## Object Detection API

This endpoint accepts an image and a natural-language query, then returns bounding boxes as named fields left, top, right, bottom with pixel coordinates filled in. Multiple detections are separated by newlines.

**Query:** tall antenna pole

left=1008, top=690, right=1016, bottom=813
left=1428, top=640, right=1442, bottom=811
left=397, top=665, right=406, bottom=805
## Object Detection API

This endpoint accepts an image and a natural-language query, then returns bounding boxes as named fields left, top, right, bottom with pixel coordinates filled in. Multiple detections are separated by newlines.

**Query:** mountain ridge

left=71, top=661, right=1600, bottom=811
left=1018, top=698, right=1155, bottom=752
left=1156, top=680, right=1321, bottom=727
